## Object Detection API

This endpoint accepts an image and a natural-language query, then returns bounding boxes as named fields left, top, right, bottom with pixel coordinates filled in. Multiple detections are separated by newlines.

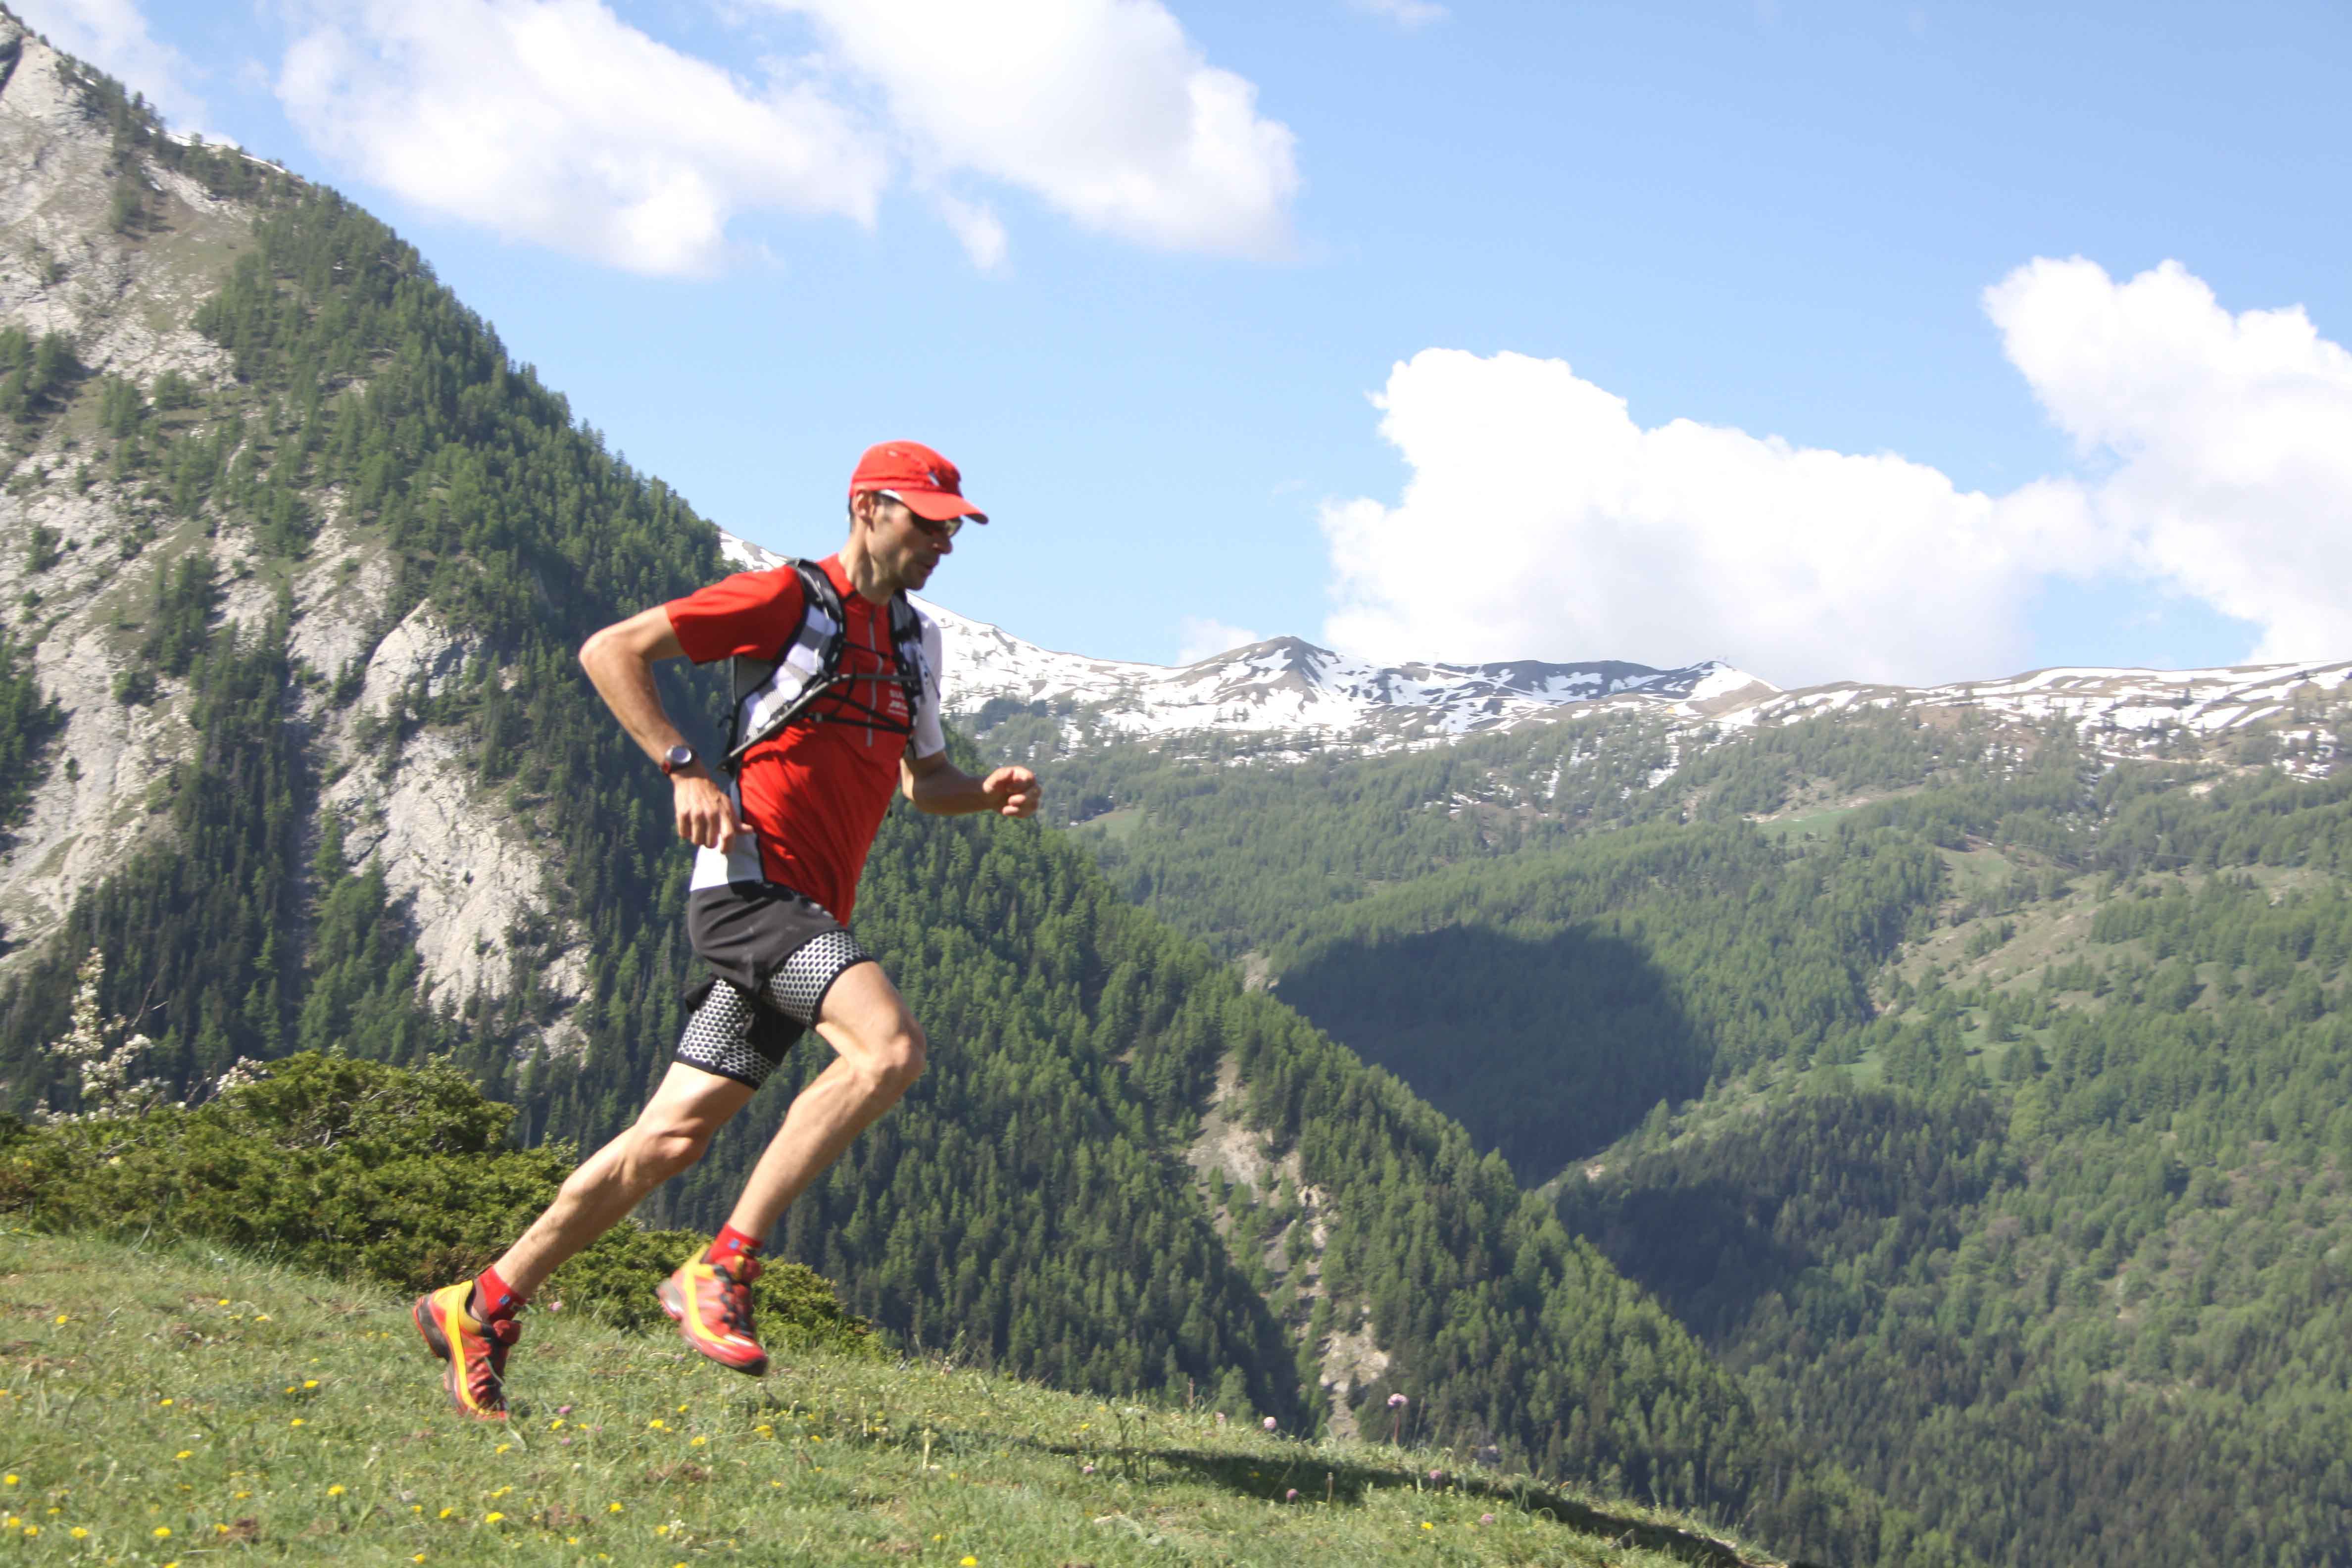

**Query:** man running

left=413, top=441, right=1040, bottom=1419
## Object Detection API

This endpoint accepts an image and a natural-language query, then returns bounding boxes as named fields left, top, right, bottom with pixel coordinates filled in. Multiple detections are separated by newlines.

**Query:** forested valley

left=996, top=697, right=2352, bottom=1565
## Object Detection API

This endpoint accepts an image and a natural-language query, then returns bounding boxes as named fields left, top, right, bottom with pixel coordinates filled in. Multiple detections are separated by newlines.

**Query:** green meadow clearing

left=0, top=1230, right=1782, bottom=1568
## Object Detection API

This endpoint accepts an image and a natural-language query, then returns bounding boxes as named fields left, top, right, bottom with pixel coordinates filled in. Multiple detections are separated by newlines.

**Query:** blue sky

left=25, top=0, right=2352, bottom=687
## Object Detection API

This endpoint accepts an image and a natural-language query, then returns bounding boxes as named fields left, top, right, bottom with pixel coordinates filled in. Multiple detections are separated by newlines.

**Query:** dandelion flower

left=648, top=1419, right=666, bottom=1431
left=160, top=1398, right=174, bottom=1407
left=654, top=1524, right=669, bottom=1536
left=69, top=1526, right=88, bottom=1539
left=440, top=1508, right=456, bottom=1519
left=217, top=1299, right=229, bottom=1306
left=175, top=1451, right=192, bottom=1461
left=689, top=1436, right=707, bottom=1448
left=485, top=1512, right=505, bottom=1524
left=53, top=1314, right=66, bottom=1324
left=1421, top=1521, right=1434, bottom=1529
left=303, top=1379, right=319, bottom=1390
left=548, top=1419, right=564, bottom=1431
left=493, top=1443, right=510, bottom=1455
left=290, top=1418, right=305, bottom=1427
left=234, top=1491, right=250, bottom=1500
left=962, top=1557, right=979, bottom=1566
left=154, top=1525, right=173, bottom=1538
left=254, top=1314, right=270, bottom=1322
left=21, top=1525, right=35, bottom=1538
left=607, top=1503, right=624, bottom=1515
left=328, top=1484, right=346, bottom=1497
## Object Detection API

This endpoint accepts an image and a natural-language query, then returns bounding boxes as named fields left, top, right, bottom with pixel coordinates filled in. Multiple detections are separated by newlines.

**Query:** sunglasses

left=876, top=490, right=963, bottom=541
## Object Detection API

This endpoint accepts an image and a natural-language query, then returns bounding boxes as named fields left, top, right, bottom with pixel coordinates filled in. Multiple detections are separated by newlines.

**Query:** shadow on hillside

left=1563, top=1179, right=1816, bottom=1342
left=1275, top=925, right=1709, bottom=1181
left=1042, top=1439, right=1798, bottom=1567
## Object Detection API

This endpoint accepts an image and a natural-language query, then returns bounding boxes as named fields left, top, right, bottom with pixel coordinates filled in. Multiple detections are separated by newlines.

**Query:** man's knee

left=623, top=1111, right=720, bottom=1182
left=857, top=1020, right=927, bottom=1098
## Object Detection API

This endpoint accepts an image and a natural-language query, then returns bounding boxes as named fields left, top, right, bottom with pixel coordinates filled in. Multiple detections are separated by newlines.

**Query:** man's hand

left=674, top=770, right=743, bottom=849
left=981, top=765, right=1040, bottom=819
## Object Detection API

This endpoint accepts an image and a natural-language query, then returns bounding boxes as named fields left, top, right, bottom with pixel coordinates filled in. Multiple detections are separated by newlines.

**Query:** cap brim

left=898, top=489, right=987, bottom=525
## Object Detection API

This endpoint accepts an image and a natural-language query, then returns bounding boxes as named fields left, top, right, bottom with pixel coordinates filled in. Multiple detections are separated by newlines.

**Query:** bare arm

left=900, top=748, right=1040, bottom=819
left=579, top=606, right=742, bottom=849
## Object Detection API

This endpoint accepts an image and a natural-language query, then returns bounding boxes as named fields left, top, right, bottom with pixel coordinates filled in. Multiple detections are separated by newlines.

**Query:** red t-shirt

left=665, top=555, right=940, bottom=923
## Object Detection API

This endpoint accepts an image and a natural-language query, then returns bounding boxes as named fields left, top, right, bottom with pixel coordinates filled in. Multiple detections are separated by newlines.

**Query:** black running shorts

left=675, top=882, right=876, bottom=1089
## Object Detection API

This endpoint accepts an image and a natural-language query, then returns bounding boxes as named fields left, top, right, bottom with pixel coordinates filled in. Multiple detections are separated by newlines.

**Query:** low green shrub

left=0, top=1050, right=875, bottom=1356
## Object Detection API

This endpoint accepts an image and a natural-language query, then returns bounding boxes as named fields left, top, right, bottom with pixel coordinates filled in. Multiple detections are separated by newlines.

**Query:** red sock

left=706, top=1224, right=762, bottom=1274
left=472, top=1264, right=525, bottom=1322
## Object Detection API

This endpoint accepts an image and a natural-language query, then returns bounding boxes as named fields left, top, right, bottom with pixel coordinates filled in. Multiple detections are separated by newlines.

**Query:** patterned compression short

left=673, top=930, right=874, bottom=1089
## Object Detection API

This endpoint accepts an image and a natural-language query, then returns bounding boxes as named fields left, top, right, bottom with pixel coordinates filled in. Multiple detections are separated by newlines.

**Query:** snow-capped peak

left=712, top=529, right=1774, bottom=742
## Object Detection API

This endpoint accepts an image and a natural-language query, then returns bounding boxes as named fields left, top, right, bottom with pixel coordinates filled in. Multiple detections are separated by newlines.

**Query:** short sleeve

left=664, top=567, right=807, bottom=666
left=911, top=612, right=947, bottom=759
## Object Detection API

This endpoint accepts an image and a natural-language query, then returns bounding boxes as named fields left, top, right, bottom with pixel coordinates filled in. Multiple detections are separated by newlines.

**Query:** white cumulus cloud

left=276, top=0, right=882, bottom=277
left=1176, top=616, right=1266, bottom=664
left=1320, top=350, right=2102, bottom=687
left=15, top=0, right=209, bottom=132
left=1322, top=261, right=2352, bottom=686
left=1989, top=257, right=2352, bottom=665
left=769, top=0, right=1298, bottom=258
left=269, top=0, right=1296, bottom=276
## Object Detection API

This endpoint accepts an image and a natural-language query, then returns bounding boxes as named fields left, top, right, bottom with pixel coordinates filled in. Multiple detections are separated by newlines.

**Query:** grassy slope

left=0, top=1231, right=1792, bottom=1568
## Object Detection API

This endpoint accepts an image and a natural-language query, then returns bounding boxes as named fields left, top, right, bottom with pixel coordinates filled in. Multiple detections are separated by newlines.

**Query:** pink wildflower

left=1263, top=1417, right=1277, bottom=1432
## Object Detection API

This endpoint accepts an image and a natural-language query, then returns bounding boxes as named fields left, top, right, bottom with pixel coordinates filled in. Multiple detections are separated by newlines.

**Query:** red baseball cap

left=849, top=441, right=987, bottom=525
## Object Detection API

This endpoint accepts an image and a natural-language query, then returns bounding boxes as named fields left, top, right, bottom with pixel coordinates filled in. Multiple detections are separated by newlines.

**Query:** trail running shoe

left=412, top=1282, right=521, bottom=1420
left=657, top=1256, right=769, bottom=1375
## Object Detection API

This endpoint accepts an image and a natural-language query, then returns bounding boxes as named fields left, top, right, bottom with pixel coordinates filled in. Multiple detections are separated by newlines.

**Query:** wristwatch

left=660, top=744, right=696, bottom=777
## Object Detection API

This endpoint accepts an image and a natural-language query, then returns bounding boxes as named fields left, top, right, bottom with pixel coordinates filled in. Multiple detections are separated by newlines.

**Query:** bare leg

left=490, top=1063, right=755, bottom=1299
left=722, top=961, right=926, bottom=1240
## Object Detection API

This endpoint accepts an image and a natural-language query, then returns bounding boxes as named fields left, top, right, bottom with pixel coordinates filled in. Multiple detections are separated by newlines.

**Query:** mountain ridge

left=719, top=531, right=2349, bottom=771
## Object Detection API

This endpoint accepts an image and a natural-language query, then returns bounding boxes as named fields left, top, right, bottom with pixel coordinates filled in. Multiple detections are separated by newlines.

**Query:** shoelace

left=709, top=1263, right=760, bottom=1334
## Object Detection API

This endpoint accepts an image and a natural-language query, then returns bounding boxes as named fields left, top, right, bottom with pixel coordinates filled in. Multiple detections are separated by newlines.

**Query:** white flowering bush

left=42, top=949, right=175, bottom=1122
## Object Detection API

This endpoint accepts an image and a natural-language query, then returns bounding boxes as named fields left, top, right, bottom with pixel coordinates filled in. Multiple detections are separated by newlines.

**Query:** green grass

left=0, top=1230, right=1786, bottom=1568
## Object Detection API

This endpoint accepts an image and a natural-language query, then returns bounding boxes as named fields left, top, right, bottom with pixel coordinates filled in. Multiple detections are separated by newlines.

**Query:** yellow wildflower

left=689, top=1435, right=707, bottom=1447
left=485, top=1512, right=505, bottom=1524
left=290, top=1418, right=305, bottom=1427
left=607, top=1502, right=623, bottom=1514
left=327, top=1484, right=345, bottom=1497
left=175, top=1451, right=193, bottom=1460
left=303, top=1379, right=319, bottom=1390
left=154, top=1525, right=173, bottom=1538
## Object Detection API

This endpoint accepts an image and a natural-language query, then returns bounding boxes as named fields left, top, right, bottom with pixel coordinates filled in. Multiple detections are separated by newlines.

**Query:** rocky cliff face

left=0, top=18, right=585, bottom=1049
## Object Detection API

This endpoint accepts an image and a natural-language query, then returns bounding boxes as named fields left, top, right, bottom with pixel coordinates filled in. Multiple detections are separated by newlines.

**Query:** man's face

left=860, top=492, right=955, bottom=589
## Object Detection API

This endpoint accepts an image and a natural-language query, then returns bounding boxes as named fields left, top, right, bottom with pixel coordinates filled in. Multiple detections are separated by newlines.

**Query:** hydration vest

left=721, top=558, right=930, bottom=773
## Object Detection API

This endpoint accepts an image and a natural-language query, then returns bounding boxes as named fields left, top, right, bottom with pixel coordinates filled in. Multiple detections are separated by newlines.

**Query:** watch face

left=665, top=745, right=694, bottom=770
